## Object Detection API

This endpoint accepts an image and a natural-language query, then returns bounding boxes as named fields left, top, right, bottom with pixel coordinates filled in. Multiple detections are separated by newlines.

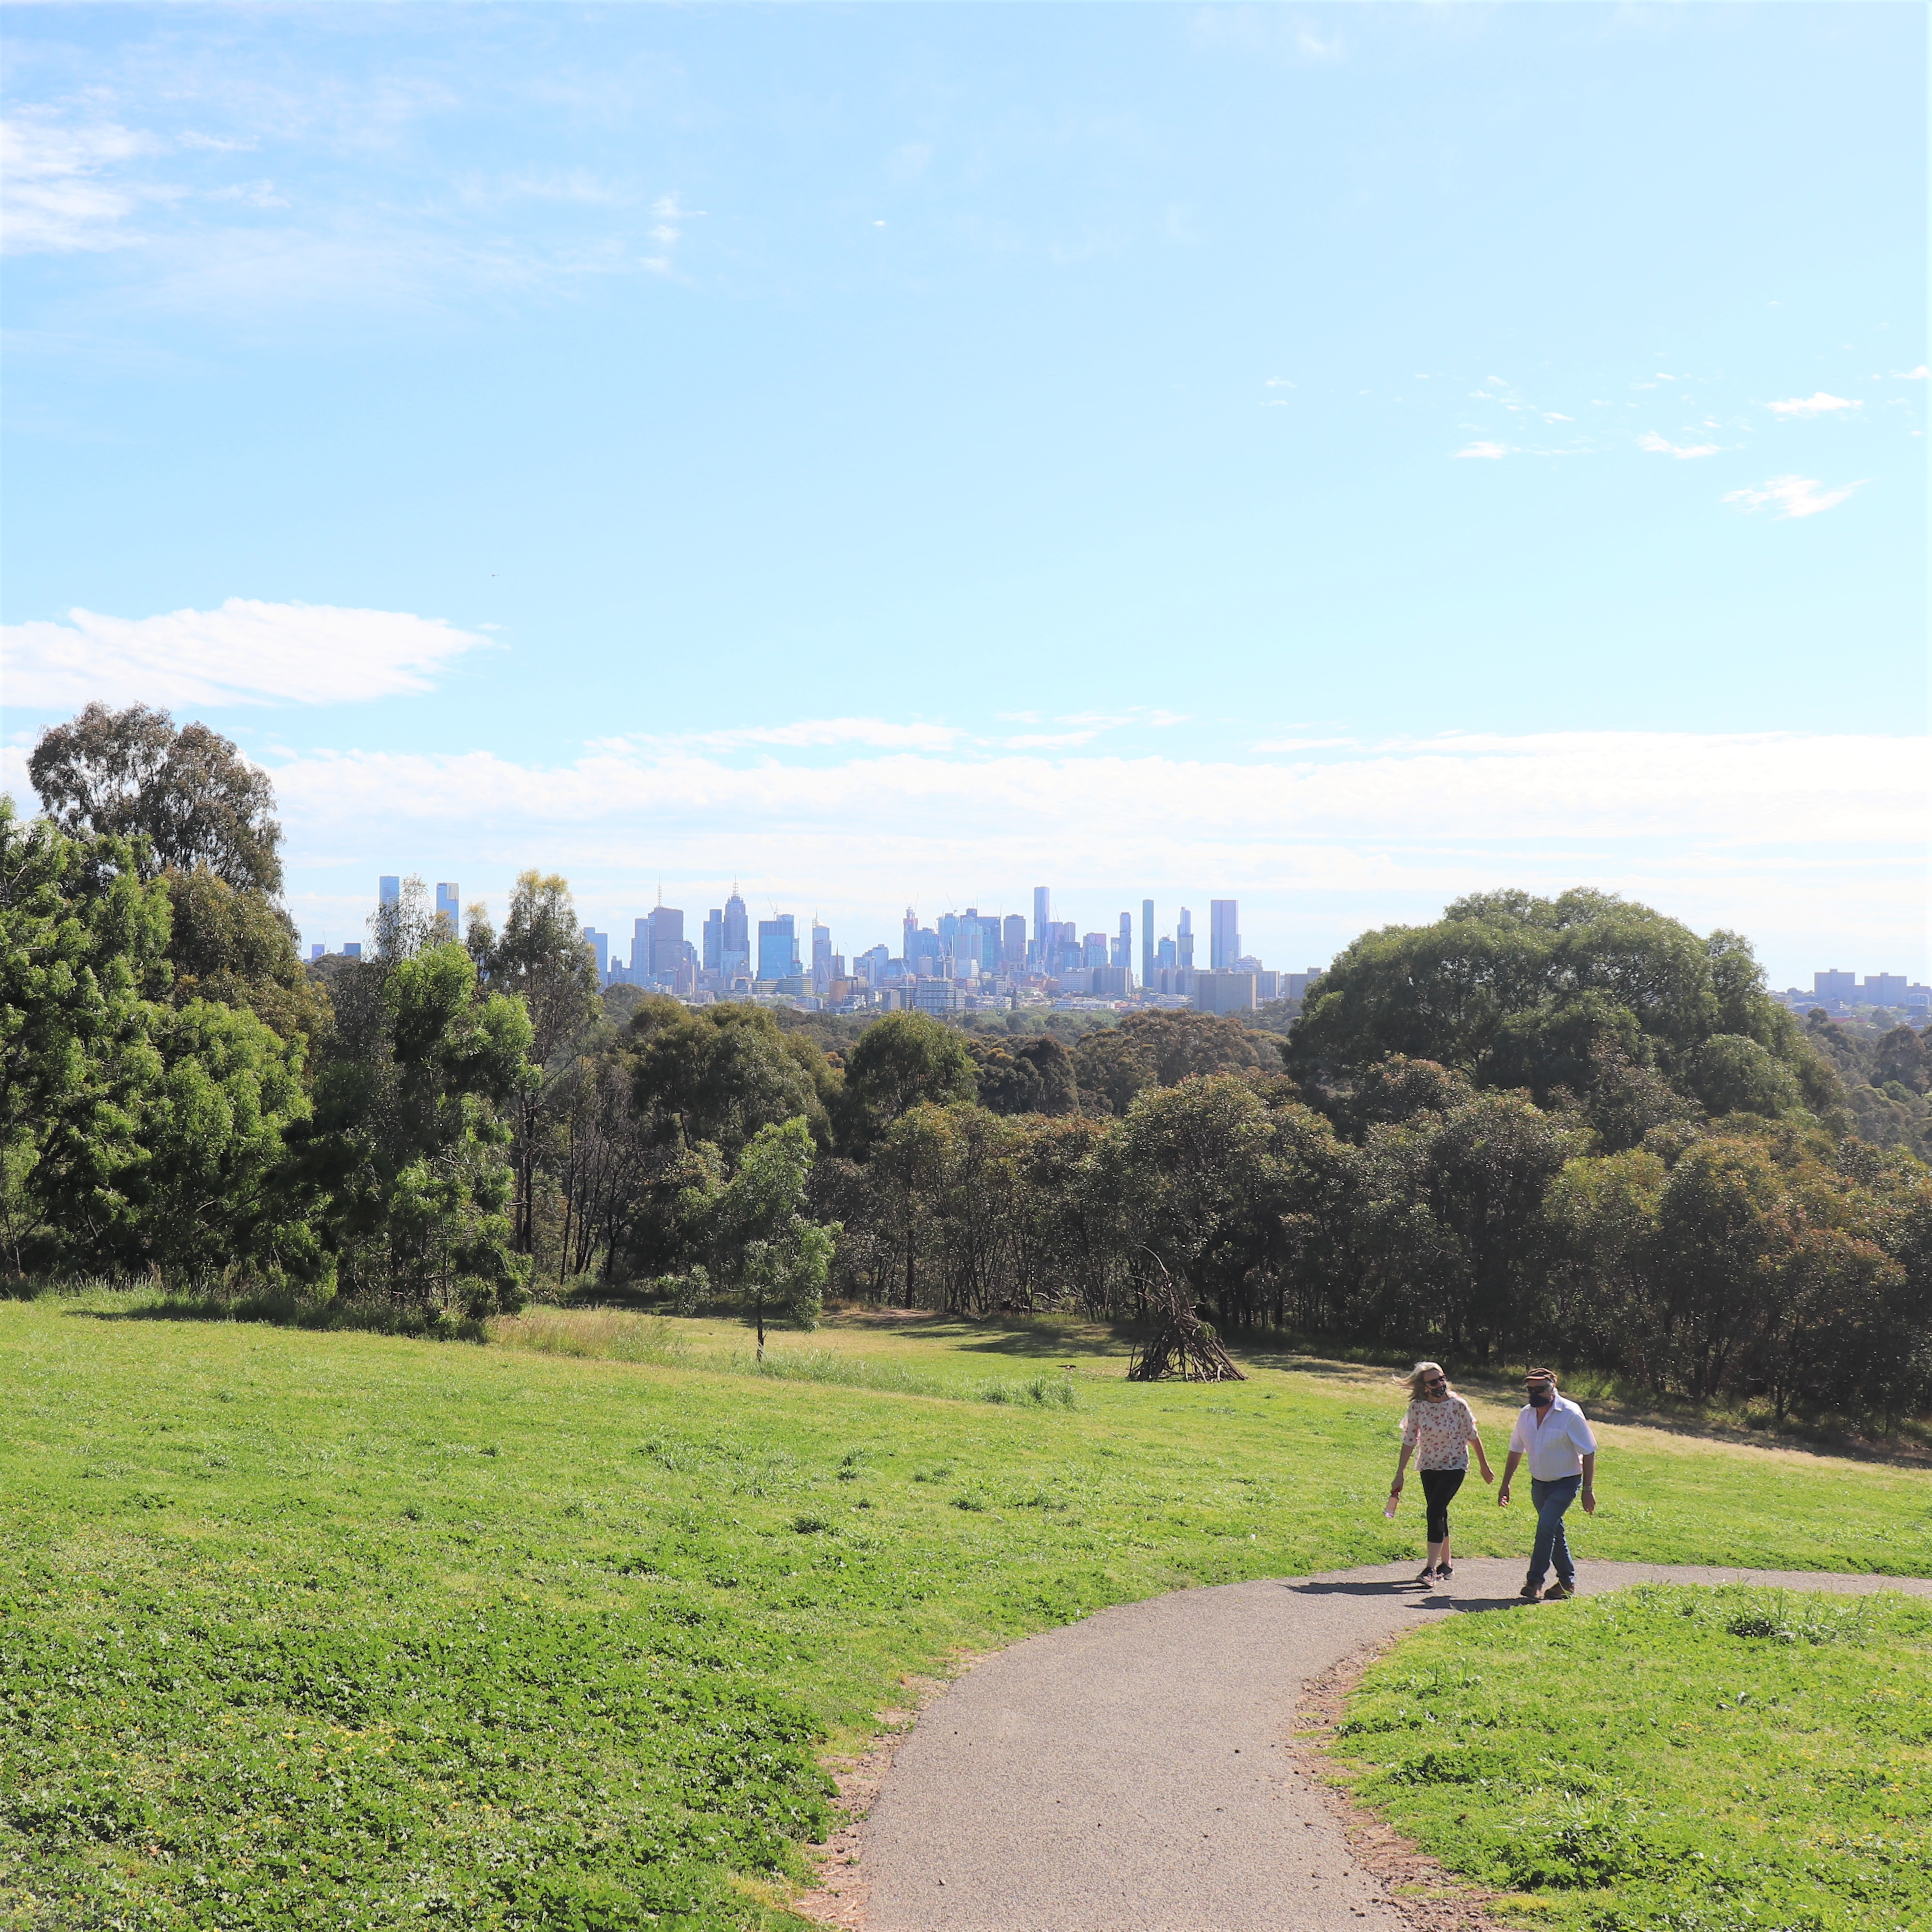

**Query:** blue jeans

left=1527, top=1475, right=1582, bottom=1587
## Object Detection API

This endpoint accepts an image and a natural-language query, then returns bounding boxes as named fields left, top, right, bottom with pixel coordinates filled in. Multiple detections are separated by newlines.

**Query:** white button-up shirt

left=1509, top=1394, right=1598, bottom=1481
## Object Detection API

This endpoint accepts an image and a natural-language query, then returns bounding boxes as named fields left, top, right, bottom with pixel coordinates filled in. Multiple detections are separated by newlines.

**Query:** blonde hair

left=1404, top=1360, right=1449, bottom=1401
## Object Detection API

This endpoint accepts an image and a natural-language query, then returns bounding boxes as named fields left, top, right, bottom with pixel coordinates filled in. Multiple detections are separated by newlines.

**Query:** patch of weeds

left=791, top=1512, right=833, bottom=1535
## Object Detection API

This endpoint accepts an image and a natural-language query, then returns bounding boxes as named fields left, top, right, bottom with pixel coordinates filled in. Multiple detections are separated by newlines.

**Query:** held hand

left=1390, top=1481, right=1404, bottom=1495
left=1581, top=1488, right=1597, bottom=1515
left=1497, top=1486, right=1511, bottom=1507
left=1480, top=1466, right=1495, bottom=1485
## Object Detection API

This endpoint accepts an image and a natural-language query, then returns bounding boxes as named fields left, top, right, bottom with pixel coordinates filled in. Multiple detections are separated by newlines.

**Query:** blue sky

left=3, top=2, right=1925, bottom=983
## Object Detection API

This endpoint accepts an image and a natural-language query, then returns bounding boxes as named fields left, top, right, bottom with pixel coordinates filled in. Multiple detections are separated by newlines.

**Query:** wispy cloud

left=0, top=111, right=171, bottom=253
left=636, top=718, right=965, bottom=753
left=1767, top=393, right=1860, bottom=418
left=177, top=728, right=1925, bottom=850
left=1721, top=474, right=1863, bottom=520
left=1455, top=440, right=1508, bottom=460
left=1895, top=366, right=1929, bottom=381
left=1638, top=431, right=1722, bottom=460
left=0, top=600, right=490, bottom=708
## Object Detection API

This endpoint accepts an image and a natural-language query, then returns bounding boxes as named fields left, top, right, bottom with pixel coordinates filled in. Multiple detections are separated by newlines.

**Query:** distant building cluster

left=318, top=878, right=1323, bottom=1018
left=1773, top=969, right=1931, bottom=1023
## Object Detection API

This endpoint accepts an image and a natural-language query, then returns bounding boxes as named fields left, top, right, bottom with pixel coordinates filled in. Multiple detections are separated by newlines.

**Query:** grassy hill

left=3, top=1295, right=1928, bottom=1929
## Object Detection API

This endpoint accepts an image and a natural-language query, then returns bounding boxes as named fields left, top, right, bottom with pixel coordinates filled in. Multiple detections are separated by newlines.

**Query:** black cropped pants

left=1419, top=1467, right=1466, bottom=1542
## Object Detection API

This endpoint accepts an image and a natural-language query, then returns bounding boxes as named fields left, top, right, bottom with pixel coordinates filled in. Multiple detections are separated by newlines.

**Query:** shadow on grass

left=60, top=1297, right=485, bottom=1341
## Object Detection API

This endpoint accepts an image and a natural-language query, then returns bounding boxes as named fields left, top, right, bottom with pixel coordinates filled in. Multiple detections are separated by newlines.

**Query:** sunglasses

left=1424, top=1378, right=1447, bottom=1389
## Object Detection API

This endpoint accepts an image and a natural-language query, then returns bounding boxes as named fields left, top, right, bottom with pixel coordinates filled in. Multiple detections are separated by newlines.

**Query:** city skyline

left=319, top=867, right=1929, bottom=1023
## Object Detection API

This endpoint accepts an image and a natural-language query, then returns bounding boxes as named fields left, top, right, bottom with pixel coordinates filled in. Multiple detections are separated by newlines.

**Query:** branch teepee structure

left=1126, top=1259, right=1245, bottom=1382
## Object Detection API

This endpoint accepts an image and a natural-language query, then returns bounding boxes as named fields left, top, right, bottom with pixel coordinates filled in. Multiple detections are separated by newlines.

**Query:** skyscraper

left=1141, top=899, right=1154, bottom=985
left=379, top=875, right=400, bottom=908
left=1178, top=908, right=1195, bottom=972
left=1032, top=886, right=1052, bottom=946
left=581, top=927, right=609, bottom=979
left=648, top=905, right=684, bottom=982
left=722, top=891, right=750, bottom=977
left=1113, top=911, right=1132, bottom=974
left=435, top=882, right=459, bottom=933
left=1003, top=913, right=1027, bottom=969
left=1210, top=900, right=1240, bottom=971
left=757, top=915, right=799, bottom=982
left=630, top=917, right=651, bottom=979
left=811, top=921, right=833, bottom=990
left=703, top=908, right=724, bottom=972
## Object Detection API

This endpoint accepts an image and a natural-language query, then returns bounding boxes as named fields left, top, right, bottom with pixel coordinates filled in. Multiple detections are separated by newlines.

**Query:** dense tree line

left=6, top=709, right=1929, bottom=1428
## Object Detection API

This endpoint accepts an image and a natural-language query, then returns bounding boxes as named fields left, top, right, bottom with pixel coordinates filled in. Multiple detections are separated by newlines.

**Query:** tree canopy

left=1286, top=889, right=1832, bottom=1129
left=28, top=703, right=284, bottom=895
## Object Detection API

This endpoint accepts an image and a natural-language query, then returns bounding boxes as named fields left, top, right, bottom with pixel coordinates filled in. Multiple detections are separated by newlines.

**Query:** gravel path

left=858, top=1557, right=1932, bottom=1932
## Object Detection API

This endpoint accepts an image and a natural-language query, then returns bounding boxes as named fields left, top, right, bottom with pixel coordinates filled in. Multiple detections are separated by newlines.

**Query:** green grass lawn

left=1333, top=1584, right=1932, bottom=1932
left=2, top=1295, right=1928, bottom=1931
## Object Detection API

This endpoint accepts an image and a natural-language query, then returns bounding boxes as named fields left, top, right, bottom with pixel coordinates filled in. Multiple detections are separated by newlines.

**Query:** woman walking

left=1390, top=1361, right=1493, bottom=1583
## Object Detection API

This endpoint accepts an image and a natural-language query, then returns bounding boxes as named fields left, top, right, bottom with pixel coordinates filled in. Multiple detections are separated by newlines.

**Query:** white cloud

left=1455, top=441, right=1508, bottom=459
left=1767, top=393, right=1860, bottom=418
left=636, top=718, right=965, bottom=753
left=1638, top=431, right=1722, bottom=460
left=0, top=599, right=490, bottom=709
left=1721, top=474, right=1862, bottom=520
left=1896, top=366, right=1929, bottom=380
left=0, top=112, right=170, bottom=253
left=244, top=728, right=1927, bottom=853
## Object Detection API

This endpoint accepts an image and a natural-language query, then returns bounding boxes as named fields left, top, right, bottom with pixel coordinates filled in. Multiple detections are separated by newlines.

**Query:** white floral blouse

left=1402, top=1394, right=1479, bottom=1470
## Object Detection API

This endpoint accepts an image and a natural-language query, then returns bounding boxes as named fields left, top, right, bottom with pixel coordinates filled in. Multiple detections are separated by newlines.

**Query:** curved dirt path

left=846, top=1557, right=1931, bottom=1932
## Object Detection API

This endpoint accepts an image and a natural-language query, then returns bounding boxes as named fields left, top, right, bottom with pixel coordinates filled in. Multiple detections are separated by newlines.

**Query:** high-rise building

left=342, top=942, right=362, bottom=960
left=435, top=882, right=460, bottom=932
left=1864, top=973, right=1908, bottom=1004
left=1082, top=931, right=1108, bottom=968
left=703, top=908, right=724, bottom=973
left=1210, top=900, right=1240, bottom=971
left=856, top=943, right=889, bottom=986
left=1112, top=911, right=1132, bottom=973
left=722, top=892, right=750, bottom=976
left=903, top=907, right=919, bottom=965
left=956, top=908, right=987, bottom=980
left=1003, top=913, right=1027, bottom=968
left=582, top=927, right=609, bottom=979
left=1032, top=886, right=1053, bottom=946
left=1813, top=969, right=1857, bottom=1001
left=648, top=906, right=684, bottom=983
left=1196, top=972, right=1256, bottom=1015
left=812, top=921, right=833, bottom=990
left=1177, top=908, right=1195, bottom=971
left=310, top=943, right=325, bottom=962
left=379, top=875, right=401, bottom=908
left=758, top=915, right=799, bottom=982
left=1141, top=899, right=1154, bottom=984
left=630, top=917, right=651, bottom=979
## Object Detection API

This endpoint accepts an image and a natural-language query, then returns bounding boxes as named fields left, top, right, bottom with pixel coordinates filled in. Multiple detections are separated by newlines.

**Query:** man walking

left=1498, top=1368, right=1597, bottom=1601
